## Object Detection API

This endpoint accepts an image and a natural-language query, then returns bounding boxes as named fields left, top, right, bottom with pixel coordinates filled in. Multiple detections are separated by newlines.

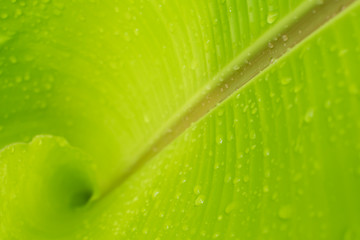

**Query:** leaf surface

left=0, top=0, right=359, bottom=239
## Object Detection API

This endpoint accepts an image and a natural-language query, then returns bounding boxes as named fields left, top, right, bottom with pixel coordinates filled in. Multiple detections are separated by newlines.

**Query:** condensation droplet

left=152, top=190, right=160, bottom=198
left=224, top=173, right=232, bottom=183
left=304, top=108, right=315, bottom=123
left=193, top=185, right=201, bottom=195
left=356, top=166, right=360, bottom=176
left=0, top=13, right=8, bottom=19
left=0, top=35, right=11, bottom=46
left=225, top=202, right=237, bottom=214
left=9, top=56, right=17, bottom=64
left=191, top=60, right=198, bottom=70
left=281, top=77, right=291, bottom=85
left=249, top=130, right=256, bottom=140
left=123, top=32, right=131, bottom=42
left=278, top=205, right=293, bottom=219
left=233, top=64, right=240, bottom=71
left=267, top=12, right=278, bottom=24
left=263, top=148, right=270, bottom=157
left=243, top=175, right=249, bottom=183
left=195, top=195, right=205, bottom=206
left=216, top=136, right=223, bottom=144
left=343, top=228, right=357, bottom=240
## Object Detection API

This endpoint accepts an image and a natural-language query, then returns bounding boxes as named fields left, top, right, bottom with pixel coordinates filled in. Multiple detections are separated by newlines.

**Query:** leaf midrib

left=96, top=0, right=358, bottom=201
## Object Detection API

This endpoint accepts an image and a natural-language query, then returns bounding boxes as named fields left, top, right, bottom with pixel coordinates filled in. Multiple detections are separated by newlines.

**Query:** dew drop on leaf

left=278, top=205, right=293, bottom=219
left=343, top=228, right=357, bottom=240
left=281, top=77, right=291, bottom=85
left=123, top=32, right=131, bottom=42
left=356, top=166, right=360, bottom=176
left=224, top=173, right=232, bottom=183
left=195, top=195, right=205, bottom=206
left=282, top=34, right=289, bottom=42
left=191, top=60, right=198, bottom=70
left=216, top=136, right=223, bottom=144
left=9, top=56, right=17, bottom=64
left=249, top=130, right=256, bottom=140
left=212, top=232, right=220, bottom=238
left=304, top=108, right=315, bottom=123
left=243, top=175, right=249, bottom=183
left=193, top=185, right=201, bottom=195
left=263, top=148, right=270, bottom=157
left=182, top=224, right=189, bottom=231
left=0, top=13, right=8, bottom=19
left=225, top=202, right=237, bottom=214
left=267, top=12, right=278, bottom=24
left=152, top=190, right=159, bottom=198
left=0, top=35, right=11, bottom=46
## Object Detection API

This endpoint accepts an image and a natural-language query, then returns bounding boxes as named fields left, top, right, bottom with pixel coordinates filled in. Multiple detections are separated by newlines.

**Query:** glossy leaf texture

left=0, top=0, right=360, bottom=239
left=0, top=0, right=315, bottom=185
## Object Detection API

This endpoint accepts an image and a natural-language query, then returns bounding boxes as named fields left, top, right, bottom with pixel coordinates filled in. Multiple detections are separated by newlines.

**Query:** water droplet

left=195, top=195, right=205, bottom=206
left=348, top=84, right=358, bottom=95
left=281, top=77, right=291, bottom=85
left=227, top=132, right=234, bottom=142
left=224, top=173, right=232, bottom=183
left=9, top=56, right=17, bottom=64
left=152, top=190, right=159, bottom=198
left=265, top=170, right=271, bottom=178
left=191, top=59, right=198, bottom=70
left=233, top=64, right=240, bottom=70
left=268, top=42, right=274, bottom=49
left=233, top=177, right=240, bottom=184
left=304, top=108, right=315, bottom=123
left=225, top=202, right=237, bottom=214
left=356, top=166, right=360, bottom=176
left=0, top=35, right=11, bottom=46
left=278, top=205, right=293, bottom=219
left=343, top=228, right=357, bottom=240
left=0, top=13, right=8, bottom=19
left=193, top=185, right=201, bottom=195
left=243, top=175, right=249, bottom=183
left=282, top=35, right=288, bottom=42
left=267, top=12, right=278, bottom=24
left=338, top=49, right=348, bottom=56
left=263, top=148, right=270, bottom=157
left=144, top=115, right=150, bottom=123
left=212, top=232, right=220, bottom=238
left=14, top=8, right=23, bottom=17
left=249, top=130, right=256, bottom=139
left=216, top=136, right=223, bottom=144
left=123, top=32, right=131, bottom=42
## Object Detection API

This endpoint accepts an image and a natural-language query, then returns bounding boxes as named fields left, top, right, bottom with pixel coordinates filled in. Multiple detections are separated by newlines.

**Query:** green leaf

left=0, top=0, right=359, bottom=239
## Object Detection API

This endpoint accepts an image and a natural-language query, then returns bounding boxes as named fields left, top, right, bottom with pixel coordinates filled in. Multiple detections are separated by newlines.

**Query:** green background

left=0, top=0, right=359, bottom=239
